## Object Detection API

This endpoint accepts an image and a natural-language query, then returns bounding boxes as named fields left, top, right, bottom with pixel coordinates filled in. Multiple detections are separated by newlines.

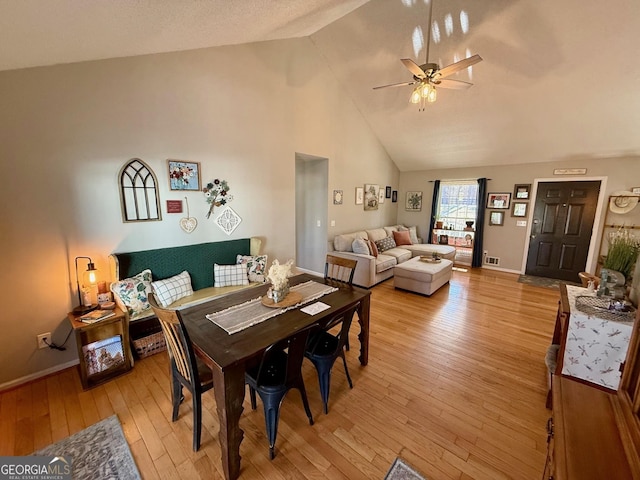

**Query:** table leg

left=357, top=294, right=370, bottom=366
left=211, top=363, right=245, bottom=480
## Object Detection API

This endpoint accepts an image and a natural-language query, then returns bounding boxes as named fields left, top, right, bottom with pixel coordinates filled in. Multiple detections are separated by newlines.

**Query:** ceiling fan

left=373, top=0, right=482, bottom=110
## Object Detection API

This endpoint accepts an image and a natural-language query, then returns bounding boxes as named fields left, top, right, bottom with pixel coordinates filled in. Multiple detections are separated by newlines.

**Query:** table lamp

left=73, top=256, right=99, bottom=315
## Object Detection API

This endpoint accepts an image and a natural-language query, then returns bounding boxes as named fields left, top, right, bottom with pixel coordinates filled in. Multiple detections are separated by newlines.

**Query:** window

left=436, top=180, right=478, bottom=230
left=119, top=158, right=162, bottom=222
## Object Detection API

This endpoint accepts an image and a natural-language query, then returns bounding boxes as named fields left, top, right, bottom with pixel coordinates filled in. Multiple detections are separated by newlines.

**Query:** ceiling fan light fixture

left=410, top=88, right=421, bottom=104
left=427, top=87, right=437, bottom=103
left=420, top=83, right=431, bottom=98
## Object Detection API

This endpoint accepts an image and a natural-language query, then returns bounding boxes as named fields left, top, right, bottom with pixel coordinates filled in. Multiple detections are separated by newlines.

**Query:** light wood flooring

left=0, top=268, right=559, bottom=479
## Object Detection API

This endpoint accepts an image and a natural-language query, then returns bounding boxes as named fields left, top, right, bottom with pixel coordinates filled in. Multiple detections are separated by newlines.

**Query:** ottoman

left=393, top=256, right=453, bottom=296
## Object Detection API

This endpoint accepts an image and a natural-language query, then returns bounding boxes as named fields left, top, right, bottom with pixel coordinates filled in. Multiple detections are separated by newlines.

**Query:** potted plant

left=603, top=233, right=640, bottom=282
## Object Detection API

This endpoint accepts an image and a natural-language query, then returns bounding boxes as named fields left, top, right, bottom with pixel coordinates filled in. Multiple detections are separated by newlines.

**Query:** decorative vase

left=435, top=221, right=443, bottom=229
left=271, top=282, right=290, bottom=303
left=466, top=221, right=475, bottom=229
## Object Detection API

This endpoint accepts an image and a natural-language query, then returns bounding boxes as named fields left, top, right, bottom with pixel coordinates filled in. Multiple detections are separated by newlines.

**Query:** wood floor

left=0, top=268, right=559, bottom=479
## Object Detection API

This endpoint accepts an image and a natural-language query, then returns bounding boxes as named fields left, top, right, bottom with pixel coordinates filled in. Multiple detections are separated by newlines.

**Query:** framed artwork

left=392, top=190, right=398, bottom=203
left=406, top=191, right=423, bottom=211
left=489, top=211, right=505, bottom=226
left=513, top=184, right=531, bottom=200
left=355, top=187, right=364, bottom=205
left=378, top=188, right=385, bottom=204
left=632, top=187, right=640, bottom=195
left=167, top=160, right=201, bottom=191
left=333, top=190, right=343, bottom=205
left=511, top=202, right=528, bottom=217
left=486, top=192, right=511, bottom=209
left=385, top=186, right=392, bottom=198
left=364, top=184, right=379, bottom=211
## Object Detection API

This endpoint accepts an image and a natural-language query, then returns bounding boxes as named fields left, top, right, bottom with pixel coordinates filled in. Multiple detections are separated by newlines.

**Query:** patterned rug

left=517, top=274, right=581, bottom=289
left=385, top=457, right=427, bottom=480
left=34, top=415, right=140, bottom=480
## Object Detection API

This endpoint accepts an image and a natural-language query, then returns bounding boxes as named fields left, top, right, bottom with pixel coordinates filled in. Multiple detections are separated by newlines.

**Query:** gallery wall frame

left=364, top=184, right=379, bottom=210
left=513, top=184, right=531, bottom=200
left=385, top=186, right=392, bottom=198
left=406, top=191, right=423, bottom=211
left=511, top=202, right=528, bottom=217
left=355, top=187, right=364, bottom=205
left=333, top=190, right=343, bottom=205
left=489, top=211, right=505, bottom=226
left=392, top=190, right=398, bottom=203
left=486, top=192, right=511, bottom=209
left=168, top=160, right=201, bottom=191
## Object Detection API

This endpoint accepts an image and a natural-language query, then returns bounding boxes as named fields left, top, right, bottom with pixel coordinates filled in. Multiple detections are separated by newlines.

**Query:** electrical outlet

left=37, top=333, right=51, bottom=349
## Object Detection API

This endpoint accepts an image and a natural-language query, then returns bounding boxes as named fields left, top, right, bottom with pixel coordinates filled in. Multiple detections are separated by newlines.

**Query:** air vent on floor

left=485, top=256, right=500, bottom=266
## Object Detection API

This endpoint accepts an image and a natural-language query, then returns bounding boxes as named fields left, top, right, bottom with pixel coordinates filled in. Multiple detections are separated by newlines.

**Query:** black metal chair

left=148, top=293, right=214, bottom=451
left=305, top=304, right=358, bottom=414
left=245, top=323, right=318, bottom=459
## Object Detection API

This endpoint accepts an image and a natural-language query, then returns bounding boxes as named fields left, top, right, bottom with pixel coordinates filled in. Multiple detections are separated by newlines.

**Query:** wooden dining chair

left=305, top=304, right=358, bottom=414
left=148, top=293, right=214, bottom=452
left=245, top=323, right=318, bottom=459
left=325, top=254, right=357, bottom=285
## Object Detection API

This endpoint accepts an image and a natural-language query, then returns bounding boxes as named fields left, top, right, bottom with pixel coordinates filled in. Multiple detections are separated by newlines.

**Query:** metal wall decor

left=118, top=158, right=162, bottom=223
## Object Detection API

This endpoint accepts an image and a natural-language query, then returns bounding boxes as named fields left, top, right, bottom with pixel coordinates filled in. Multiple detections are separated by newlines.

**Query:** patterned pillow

left=374, top=236, right=397, bottom=253
left=214, top=263, right=249, bottom=288
left=110, top=269, right=153, bottom=319
left=352, top=238, right=370, bottom=255
left=151, top=271, right=194, bottom=308
left=236, top=254, right=268, bottom=283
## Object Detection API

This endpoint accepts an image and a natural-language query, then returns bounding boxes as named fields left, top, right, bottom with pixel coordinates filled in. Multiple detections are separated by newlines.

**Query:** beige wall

left=398, top=157, right=640, bottom=273
left=0, top=38, right=398, bottom=387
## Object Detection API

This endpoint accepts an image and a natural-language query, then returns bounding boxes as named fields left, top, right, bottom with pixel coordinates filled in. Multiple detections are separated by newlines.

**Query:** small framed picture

left=486, top=192, right=511, bottom=209
left=385, top=186, right=392, bottom=198
left=511, top=202, right=528, bottom=217
left=378, top=188, right=385, bottom=204
left=355, top=187, right=364, bottom=205
left=489, top=211, right=505, bottom=226
left=514, top=184, right=531, bottom=200
left=632, top=187, right=640, bottom=195
left=406, top=191, right=423, bottom=211
left=167, top=160, right=201, bottom=191
left=333, top=190, right=343, bottom=205
left=392, top=190, right=398, bottom=203
left=364, top=184, right=380, bottom=210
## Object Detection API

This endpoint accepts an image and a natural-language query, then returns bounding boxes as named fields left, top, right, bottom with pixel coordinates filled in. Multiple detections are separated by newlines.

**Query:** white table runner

left=206, top=280, right=338, bottom=334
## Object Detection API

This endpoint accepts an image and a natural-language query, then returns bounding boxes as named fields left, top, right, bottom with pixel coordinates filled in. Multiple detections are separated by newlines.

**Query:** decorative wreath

left=203, top=179, right=233, bottom=219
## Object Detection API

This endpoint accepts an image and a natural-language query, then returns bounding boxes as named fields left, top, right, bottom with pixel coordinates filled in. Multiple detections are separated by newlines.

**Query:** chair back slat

left=148, top=293, right=197, bottom=384
left=325, top=254, right=357, bottom=285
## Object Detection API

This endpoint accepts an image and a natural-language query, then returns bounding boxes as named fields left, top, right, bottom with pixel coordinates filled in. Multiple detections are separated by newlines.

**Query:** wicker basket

left=133, top=332, right=167, bottom=359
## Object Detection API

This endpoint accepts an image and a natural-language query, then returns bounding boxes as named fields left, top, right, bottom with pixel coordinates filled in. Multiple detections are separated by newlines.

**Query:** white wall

left=0, top=37, right=397, bottom=387
left=398, top=156, right=640, bottom=273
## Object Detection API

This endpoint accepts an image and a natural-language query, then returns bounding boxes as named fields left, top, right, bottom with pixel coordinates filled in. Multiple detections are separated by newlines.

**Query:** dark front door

left=526, top=181, right=600, bottom=281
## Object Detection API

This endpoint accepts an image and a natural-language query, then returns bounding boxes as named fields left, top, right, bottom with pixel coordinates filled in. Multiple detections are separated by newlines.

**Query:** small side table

left=67, top=307, right=133, bottom=389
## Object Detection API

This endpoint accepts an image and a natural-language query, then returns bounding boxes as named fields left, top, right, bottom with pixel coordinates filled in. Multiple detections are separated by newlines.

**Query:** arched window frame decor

left=118, top=158, right=162, bottom=222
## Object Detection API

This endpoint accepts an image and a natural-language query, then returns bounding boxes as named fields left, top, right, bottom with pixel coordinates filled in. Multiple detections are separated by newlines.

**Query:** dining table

left=180, top=273, right=371, bottom=480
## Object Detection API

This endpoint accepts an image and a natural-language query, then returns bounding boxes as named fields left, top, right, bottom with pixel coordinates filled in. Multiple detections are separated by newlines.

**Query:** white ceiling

left=2, top=0, right=639, bottom=172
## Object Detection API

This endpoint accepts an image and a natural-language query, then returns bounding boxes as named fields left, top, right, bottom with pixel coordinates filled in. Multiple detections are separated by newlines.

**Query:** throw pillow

left=214, top=263, right=249, bottom=288
left=407, top=225, right=419, bottom=244
left=393, top=229, right=413, bottom=246
left=352, top=238, right=370, bottom=255
left=110, top=269, right=153, bottom=319
left=374, top=236, right=397, bottom=253
left=368, top=239, right=379, bottom=257
left=151, top=271, right=194, bottom=307
left=236, top=254, right=268, bottom=283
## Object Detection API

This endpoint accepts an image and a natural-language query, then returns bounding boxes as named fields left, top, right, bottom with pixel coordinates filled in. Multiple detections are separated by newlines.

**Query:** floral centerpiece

left=203, top=179, right=232, bottom=218
left=267, top=259, right=294, bottom=303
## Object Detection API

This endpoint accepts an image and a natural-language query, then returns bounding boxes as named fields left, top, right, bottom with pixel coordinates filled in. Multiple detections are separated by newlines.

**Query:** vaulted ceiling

left=2, top=0, right=639, bottom=171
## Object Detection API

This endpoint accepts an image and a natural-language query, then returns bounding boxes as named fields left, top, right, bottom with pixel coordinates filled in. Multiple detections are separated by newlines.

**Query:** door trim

left=520, top=176, right=608, bottom=275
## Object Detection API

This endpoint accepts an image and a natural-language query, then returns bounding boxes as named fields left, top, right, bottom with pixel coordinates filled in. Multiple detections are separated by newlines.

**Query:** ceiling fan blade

left=436, top=79, right=473, bottom=90
left=436, top=54, right=483, bottom=79
left=401, top=58, right=426, bottom=79
left=372, top=81, right=416, bottom=90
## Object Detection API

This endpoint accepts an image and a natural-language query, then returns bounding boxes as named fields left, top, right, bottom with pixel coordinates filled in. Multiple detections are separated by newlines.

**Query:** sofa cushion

left=152, top=270, right=194, bottom=307
left=366, top=228, right=388, bottom=242
left=375, top=254, right=397, bottom=273
left=110, top=269, right=153, bottom=319
left=236, top=254, right=268, bottom=283
left=352, top=238, right=370, bottom=255
left=375, top=236, right=397, bottom=253
left=383, top=225, right=402, bottom=236
left=334, top=231, right=367, bottom=252
left=383, top=247, right=412, bottom=263
left=393, top=230, right=412, bottom=246
left=214, top=263, right=250, bottom=287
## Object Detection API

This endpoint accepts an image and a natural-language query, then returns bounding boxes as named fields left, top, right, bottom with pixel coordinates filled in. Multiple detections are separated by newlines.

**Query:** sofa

left=108, top=237, right=265, bottom=357
left=328, top=225, right=456, bottom=288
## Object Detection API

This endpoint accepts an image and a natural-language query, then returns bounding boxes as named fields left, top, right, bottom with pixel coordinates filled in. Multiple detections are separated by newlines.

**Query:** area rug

left=384, top=457, right=427, bottom=480
left=34, top=415, right=141, bottom=480
left=517, top=274, right=580, bottom=289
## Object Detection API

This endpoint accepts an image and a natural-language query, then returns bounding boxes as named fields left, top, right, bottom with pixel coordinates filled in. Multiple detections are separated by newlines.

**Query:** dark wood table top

left=180, top=273, right=371, bottom=370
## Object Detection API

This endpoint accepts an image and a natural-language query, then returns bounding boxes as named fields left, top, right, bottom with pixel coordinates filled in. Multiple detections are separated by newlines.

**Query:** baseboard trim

left=481, top=265, right=521, bottom=275
left=0, top=359, right=79, bottom=393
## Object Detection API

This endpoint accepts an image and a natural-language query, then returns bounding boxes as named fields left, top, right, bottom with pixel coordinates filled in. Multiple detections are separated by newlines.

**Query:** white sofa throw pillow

left=352, top=238, right=370, bottom=255
left=214, top=263, right=249, bottom=288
